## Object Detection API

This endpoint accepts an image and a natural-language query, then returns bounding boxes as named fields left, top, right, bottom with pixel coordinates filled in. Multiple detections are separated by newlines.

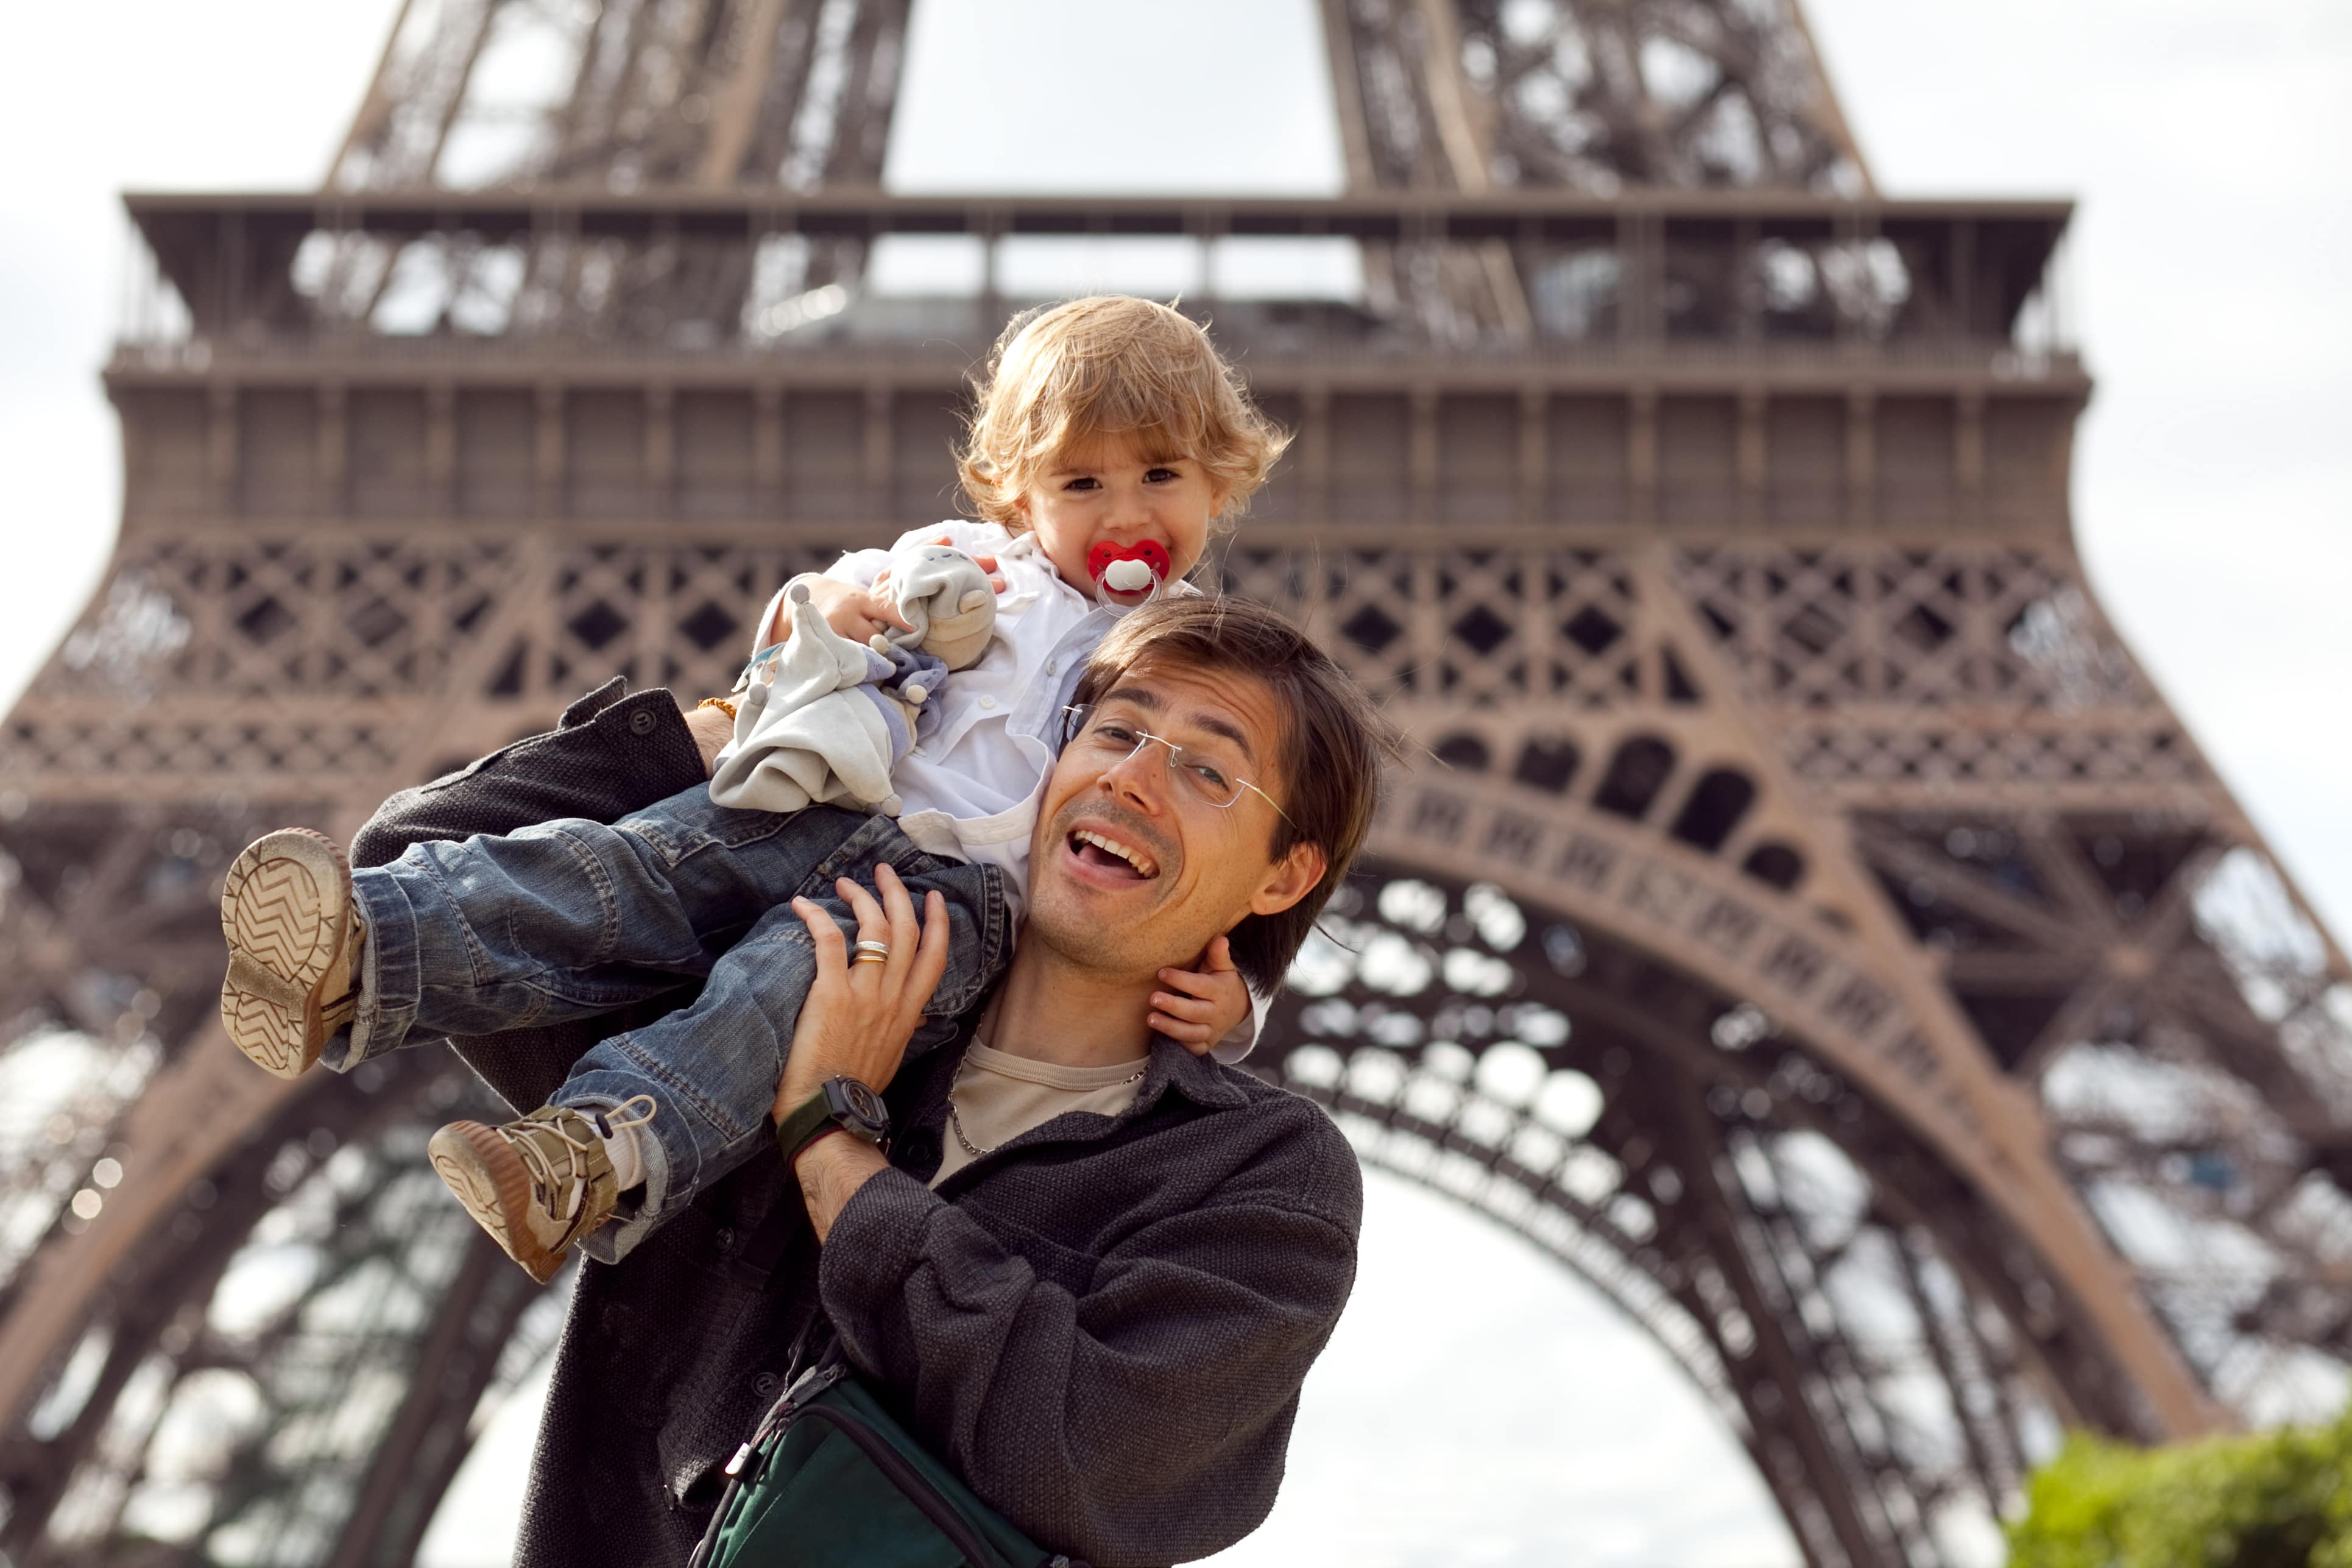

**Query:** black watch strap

left=774, top=1076, right=888, bottom=1166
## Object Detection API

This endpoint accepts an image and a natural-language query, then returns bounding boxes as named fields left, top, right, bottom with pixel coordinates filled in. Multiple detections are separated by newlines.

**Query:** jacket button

left=752, top=1371, right=780, bottom=1396
left=713, top=1226, right=736, bottom=1254
left=628, top=709, right=657, bottom=736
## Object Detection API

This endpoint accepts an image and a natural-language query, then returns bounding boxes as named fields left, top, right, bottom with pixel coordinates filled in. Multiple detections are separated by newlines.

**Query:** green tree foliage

left=2007, top=1403, right=2352, bottom=1568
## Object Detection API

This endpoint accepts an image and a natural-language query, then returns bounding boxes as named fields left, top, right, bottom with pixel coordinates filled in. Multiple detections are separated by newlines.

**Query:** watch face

left=828, top=1077, right=887, bottom=1132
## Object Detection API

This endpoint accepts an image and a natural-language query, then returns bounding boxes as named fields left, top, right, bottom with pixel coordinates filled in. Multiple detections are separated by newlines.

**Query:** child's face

left=1014, top=433, right=1226, bottom=598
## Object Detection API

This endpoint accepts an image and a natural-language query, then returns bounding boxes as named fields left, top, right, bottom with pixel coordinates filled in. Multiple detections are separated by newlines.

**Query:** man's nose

left=1097, top=741, right=1170, bottom=813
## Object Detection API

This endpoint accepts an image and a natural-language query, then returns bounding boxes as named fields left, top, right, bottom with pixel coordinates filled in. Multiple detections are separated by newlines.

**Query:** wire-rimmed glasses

left=1061, top=704, right=1293, bottom=826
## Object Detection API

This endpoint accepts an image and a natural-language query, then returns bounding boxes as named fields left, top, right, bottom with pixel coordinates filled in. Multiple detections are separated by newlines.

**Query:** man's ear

left=1246, top=840, right=1327, bottom=919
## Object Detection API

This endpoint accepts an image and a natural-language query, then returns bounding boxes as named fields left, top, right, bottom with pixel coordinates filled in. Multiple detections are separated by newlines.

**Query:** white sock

left=595, top=1115, right=647, bottom=1191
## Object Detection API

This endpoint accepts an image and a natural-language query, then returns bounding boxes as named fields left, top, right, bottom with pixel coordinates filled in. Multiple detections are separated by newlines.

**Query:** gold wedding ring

left=851, top=940, right=891, bottom=966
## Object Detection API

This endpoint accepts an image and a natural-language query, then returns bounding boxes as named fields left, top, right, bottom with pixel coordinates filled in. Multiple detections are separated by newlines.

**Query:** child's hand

left=875, top=534, right=1008, bottom=596
left=1151, top=935, right=1251, bottom=1056
left=797, top=575, right=911, bottom=644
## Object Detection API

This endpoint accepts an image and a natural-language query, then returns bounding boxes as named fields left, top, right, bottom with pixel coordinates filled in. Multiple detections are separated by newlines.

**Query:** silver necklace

left=948, top=1064, right=1146, bottom=1160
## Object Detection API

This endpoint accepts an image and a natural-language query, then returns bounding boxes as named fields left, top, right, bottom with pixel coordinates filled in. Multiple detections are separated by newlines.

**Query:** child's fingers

left=1151, top=991, right=1219, bottom=1023
left=861, top=589, right=913, bottom=632
left=1204, top=934, right=1236, bottom=973
left=1149, top=1011, right=1215, bottom=1047
left=1155, top=966, right=1226, bottom=1000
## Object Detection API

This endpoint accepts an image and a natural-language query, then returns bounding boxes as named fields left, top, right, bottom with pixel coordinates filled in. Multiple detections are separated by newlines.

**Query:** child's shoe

left=219, top=828, right=364, bottom=1079
left=428, top=1100, right=651, bottom=1283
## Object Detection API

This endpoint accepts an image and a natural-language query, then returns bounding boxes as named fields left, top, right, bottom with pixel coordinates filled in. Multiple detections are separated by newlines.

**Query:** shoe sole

left=429, top=1121, right=567, bottom=1285
left=218, top=828, right=351, bottom=1079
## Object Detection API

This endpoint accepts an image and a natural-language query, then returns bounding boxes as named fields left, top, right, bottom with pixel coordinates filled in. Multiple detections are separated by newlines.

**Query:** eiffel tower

left=4, top=1, right=2349, bottom=1562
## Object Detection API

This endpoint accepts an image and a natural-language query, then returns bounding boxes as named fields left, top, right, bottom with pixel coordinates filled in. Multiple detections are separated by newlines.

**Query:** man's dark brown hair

left=1070, top=595, right=1400, bottom=992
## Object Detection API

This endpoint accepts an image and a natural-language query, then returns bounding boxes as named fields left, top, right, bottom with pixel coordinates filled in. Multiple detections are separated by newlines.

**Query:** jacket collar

left=1131, top=1033, right=1252, bottom=1117
left=897, top=1029, right=1252, bottom=1183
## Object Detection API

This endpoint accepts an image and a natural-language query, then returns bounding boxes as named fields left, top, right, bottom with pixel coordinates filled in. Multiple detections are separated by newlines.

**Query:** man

left=351, top=595, right=1394, bottom=1566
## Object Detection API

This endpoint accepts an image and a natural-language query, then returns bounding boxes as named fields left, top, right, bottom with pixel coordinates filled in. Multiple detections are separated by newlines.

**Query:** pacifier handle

left=1087, top=540, right=1171, bottom=610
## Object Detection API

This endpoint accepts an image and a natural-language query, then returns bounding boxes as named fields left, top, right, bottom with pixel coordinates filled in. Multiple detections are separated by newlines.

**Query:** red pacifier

left=1086, top=540, right=1171, bottom=608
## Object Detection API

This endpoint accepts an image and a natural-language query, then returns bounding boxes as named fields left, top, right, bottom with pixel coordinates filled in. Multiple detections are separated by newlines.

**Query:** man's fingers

left=908, top=890, right=952, bottom=1008
left=873, top=864, right=921, bottom=985
left=793, top=897, right=848, bottom=976
left=834, top=877, right=889, bottom=980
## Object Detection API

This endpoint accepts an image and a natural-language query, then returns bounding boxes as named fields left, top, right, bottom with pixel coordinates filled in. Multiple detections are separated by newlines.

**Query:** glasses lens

left=1168, top=744, right=1245, bottom=808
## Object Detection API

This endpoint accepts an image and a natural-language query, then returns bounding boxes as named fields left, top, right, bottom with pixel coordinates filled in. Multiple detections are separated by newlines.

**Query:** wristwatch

left=774, top=1075, right=891, bottom=1166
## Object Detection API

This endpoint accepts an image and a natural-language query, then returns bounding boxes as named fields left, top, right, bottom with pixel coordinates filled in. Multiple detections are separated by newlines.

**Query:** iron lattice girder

left=1323, top=0, right=1870, bottom=194
left=125, top=186, right=2068, bottom=341
left=1272, top=868, right=2059, bottom=1564
left=331, top=0, right=913, bottom=193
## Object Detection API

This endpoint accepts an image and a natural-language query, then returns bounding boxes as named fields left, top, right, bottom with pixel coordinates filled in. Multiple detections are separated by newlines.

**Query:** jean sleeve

left=351, top=681, right=708, bottom=869
left=816, top=1116, right=1361, bottom=1567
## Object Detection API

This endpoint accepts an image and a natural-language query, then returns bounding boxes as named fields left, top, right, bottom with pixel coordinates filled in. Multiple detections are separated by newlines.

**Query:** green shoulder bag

left=690, top=1355, right=1082, bottom=1568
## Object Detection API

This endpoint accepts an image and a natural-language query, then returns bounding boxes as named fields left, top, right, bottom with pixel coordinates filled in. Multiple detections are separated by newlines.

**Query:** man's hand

left=775, top=864, right=952, bottom=1238
left=1151, top=935, right=1249, bottom=1056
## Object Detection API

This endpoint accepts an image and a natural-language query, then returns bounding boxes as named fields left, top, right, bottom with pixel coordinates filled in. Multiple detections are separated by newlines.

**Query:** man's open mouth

left=1068, top=827, right=1160, bottom=880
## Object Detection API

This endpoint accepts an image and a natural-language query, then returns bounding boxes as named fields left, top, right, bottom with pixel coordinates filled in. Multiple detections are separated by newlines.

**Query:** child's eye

left=1064, top=475, right=1101, bottom=492
left=1144, top=467, right=1179, bottom=484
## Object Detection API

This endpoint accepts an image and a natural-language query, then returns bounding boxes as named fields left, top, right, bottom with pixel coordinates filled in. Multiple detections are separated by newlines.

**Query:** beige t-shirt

left=929, top=1042, right=1149, bottom=1188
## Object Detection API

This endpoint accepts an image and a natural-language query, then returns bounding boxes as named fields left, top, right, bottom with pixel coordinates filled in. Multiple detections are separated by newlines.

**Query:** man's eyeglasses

left=1061, top=705, right=1293, bottom=826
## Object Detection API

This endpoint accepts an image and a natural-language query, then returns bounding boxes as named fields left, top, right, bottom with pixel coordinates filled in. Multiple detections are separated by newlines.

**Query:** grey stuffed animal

left=880, top=542, right=995, bottom=669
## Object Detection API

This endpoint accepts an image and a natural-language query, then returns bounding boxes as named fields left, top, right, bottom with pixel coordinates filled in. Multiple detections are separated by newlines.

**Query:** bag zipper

left=791, top=1400, right=1009, bottom=1568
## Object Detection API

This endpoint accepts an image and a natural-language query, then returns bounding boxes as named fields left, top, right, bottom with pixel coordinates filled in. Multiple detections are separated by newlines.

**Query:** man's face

left=1025, top=659, right=1324, bottom=980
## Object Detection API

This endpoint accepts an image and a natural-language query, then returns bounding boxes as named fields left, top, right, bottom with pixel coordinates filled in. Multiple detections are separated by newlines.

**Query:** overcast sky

left=2, top=1, right=2347, bottom=1564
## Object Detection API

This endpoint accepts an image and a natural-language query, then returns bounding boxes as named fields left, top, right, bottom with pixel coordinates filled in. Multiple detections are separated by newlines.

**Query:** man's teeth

left=1073, top=828, right=1157, bottom=877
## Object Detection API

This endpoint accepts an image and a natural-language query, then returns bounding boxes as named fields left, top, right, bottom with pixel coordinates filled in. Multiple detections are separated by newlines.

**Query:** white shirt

left=744, top=521, right=1266, bottom=1061
left=748, top=521, right=1120, bottom=923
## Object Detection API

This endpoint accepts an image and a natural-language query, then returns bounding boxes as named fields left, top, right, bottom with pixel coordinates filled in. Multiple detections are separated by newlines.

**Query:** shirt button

left=627, top=709, right=657, bottom=736
left=979, top=696, right=997, bottom=710
left=1045, top=660, right=1058, bottom=676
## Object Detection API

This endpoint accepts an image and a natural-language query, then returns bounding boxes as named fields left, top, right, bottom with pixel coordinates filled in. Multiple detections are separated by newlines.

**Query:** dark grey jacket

left=352, top=680, right=1362, bottom=1568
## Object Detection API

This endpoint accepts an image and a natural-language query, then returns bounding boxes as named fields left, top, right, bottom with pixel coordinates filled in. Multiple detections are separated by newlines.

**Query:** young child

left=214, top=296, right=1290, bottom=1282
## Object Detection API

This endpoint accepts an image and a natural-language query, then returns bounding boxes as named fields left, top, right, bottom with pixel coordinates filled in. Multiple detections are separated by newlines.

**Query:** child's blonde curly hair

left=957, top=297, right=1288, bottom=530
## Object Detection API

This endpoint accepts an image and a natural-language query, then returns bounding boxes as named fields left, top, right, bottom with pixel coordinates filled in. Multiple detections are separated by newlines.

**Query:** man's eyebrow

left=1098, top=685, right=1260, bottom=765
left=1098, top=685, right=1163, bottom=714
left=1190, top=713, right=1259, bottom=766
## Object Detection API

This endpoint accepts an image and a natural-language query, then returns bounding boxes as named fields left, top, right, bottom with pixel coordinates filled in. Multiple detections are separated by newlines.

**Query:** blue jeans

left=335, top=789, right=1010, bottom=1259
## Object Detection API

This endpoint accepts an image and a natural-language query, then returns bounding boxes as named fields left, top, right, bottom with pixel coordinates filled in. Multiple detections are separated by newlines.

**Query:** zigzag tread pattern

left=217, top=832, right=350, bottom=1078
left=223, top=859, right=333, bottom=978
